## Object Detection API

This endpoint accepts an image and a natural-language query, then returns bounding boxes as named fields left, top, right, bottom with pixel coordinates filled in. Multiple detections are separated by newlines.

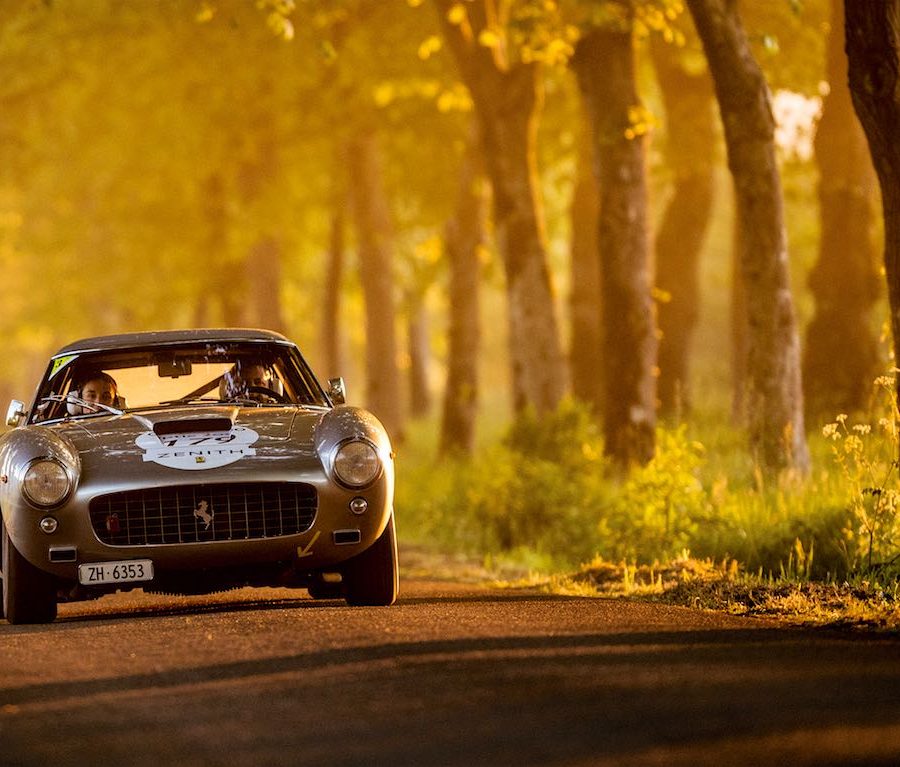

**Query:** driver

left=220, top=361, right=281, bottom=403
left=67, top=371, right=118, bottom=415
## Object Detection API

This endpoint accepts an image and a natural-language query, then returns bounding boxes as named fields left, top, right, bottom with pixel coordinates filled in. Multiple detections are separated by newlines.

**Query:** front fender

left=0, top=426, right=81, bottom=565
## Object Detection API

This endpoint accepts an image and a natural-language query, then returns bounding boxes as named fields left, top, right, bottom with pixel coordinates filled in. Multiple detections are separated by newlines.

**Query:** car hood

left=44, top=406, right=327, bottom=473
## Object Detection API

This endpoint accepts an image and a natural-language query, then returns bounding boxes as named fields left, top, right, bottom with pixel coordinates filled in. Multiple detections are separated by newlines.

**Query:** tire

left=2, top=521, right=58, bottom=624
left=307, top=577, right=344, bottom=600
left=342, top=516, right=399, bottom=606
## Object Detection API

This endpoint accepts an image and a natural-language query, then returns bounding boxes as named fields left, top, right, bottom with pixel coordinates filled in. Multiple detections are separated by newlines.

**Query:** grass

left=395, top=388, right=900, bottom=633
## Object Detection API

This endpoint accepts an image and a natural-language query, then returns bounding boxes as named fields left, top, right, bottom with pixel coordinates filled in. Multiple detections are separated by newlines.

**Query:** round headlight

left=22, top=459, right=72, bottom=507
left=333, top=440, right=381, bottom=488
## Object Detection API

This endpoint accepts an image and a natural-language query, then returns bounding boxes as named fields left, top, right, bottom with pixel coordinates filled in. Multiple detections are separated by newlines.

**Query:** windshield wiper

left=159, top=397, right=225, bottom=405
left=41, top=394, right=124, bottom=417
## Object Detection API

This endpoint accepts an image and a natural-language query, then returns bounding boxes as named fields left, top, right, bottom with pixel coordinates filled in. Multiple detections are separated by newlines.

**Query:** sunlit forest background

left=3, top=0, right=897, bottom=583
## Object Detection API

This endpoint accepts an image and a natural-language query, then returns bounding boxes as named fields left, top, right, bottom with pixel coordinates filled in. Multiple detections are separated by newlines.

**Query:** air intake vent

left=89, top=482, right=317, bottom=546
left=153, top=417, right=233, bottom=436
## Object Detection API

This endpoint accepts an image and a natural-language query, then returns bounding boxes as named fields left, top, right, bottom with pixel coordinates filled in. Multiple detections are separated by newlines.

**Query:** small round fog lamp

left=349, top=497, right=368, bottom=515
left=40, top=517, right=59, bottom=534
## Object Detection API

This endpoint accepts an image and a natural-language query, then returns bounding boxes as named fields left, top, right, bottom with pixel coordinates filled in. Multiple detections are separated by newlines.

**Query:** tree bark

left=236, top=98, right=284, bottom=332
left=844, top=2, right=900, bottom=413
left=195, top=173, right=244, bottom=327
left=573, top=9, right=657, bottom=467
left=243, top=236, right=283, bottom=332
left=804, top=0, right=881, bottom=423
left=347, top=128, right=404, bottom=439
left=568, top=117, right=604, bottom=413
left=322, top=146, right=347, bottom=378
left=687, top=0, right=810, bottom=473
left=407, top=297, right=432, bottom=418
left=440, top=127, right=488, bottom=455
left=731, top=215, right=748, bottom=424
left=651, top=35, right=717, bottom=417
left=433, top=0, right=566, bottom=414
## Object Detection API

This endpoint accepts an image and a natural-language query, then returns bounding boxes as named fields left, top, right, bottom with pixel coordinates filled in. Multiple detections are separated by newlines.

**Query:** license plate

left=78, top=559, right=154, bottom=586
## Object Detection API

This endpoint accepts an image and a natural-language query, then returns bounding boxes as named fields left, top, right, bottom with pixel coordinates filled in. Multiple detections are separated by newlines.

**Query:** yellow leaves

left=478, top=28, right=502, bottom=49
left=372, top=80, right=470, bottom=114
left=256, top=0, right=295, bottom=40
left=266, top=13, right=294, bottom=41
left=521, top=36, right=573, bottom=66
left=373, top=83, right=396, bottom=108
left=624, top=105, right=656, bottom=140
left=436, top=83, right=473, bottom=113
left=446, top=3, right=467, bottom=25
left=195, top=3, right=214, bottom=23
left=632, top=1, right=686, bottom=44
left=651, top=286, right=672, bottom=304
left=417, top=35, right=442, bottom=60
left=414, top=235, right=443, bottom=266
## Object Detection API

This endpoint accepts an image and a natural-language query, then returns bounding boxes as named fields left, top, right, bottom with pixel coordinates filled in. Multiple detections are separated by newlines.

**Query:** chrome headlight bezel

left=20, top=457, right=74, bottom=509
left=331, top=439, right=383, bottom=489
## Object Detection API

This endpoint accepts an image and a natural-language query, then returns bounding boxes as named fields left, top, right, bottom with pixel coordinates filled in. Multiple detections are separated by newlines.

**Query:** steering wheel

left=246, top=385, right=289, bottom=404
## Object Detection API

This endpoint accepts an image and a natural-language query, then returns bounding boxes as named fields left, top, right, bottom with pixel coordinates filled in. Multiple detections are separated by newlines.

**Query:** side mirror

left=6, top=400, right=26, bottom=427
left=327, top=377, right=346, bottom=405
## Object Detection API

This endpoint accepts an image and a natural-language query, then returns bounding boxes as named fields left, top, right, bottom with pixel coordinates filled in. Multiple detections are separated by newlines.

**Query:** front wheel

left=2, top=521, right=58, bottom=624
left=342, top=516, right=399, bottom=606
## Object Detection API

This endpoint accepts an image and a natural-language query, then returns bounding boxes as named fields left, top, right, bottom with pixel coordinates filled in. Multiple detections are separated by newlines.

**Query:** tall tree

left=440, top=126, right=489, bottom=455
left=236, top=88, right=286, bottom=333
left=433, top=0, right=567, bottom=414
left=845, top=2, right=900, bottom=411
left=568, top=113, right=604, bottom=414
left=651, top=32, right=717, bottom=417
left=322, top=146, right=347, bottom=378
left=573, top=3, right=657, bottom=466
left=804, top=0, right=880, bottom=422
left=195, top=173, right=244, bottom=327
left=687, top=0, right=810, bottom=473
left=347, top=127, right=404, bottom=439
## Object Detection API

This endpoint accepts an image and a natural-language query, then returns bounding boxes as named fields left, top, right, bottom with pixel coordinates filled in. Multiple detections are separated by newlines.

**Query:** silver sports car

left=0, top=329, right=398, bottom=624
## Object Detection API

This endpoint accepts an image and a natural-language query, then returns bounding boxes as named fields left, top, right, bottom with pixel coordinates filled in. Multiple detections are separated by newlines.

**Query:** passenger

left=219, top=362, right=282, bottom=403
left=67, top=371, right=118, bottom=415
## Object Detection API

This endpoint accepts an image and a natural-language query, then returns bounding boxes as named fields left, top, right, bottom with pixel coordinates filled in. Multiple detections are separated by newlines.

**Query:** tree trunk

left=434, top=0, right=566, bottom=414
left=687, top=0, right=810, bottom=473
left=568, top=117, right=604, bottom=413
left=573, top=9, right=657, bottom=467
left=841, top=3, right=900, bottom=414
left=235, top=98, right=284, bottom=333
left=731, top=215, right=748, bottom=424
left=347, top=128, right=404, bottom=439
left=440, top=127, right=488, bottom=455
left=322, top=147, right=347, bottom=378
left=407, top=297, right=432, bottom=418
left=243, top=236, right=284, bottom=332
left=195, top=173, right=244, bottom=327
left=651, top=35, right=717, bottom=417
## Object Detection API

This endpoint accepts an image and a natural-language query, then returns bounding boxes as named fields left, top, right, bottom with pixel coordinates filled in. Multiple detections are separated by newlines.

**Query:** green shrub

left=598, top=425, right=713, bottom=563
left=396, top=390, right=900, bottom=583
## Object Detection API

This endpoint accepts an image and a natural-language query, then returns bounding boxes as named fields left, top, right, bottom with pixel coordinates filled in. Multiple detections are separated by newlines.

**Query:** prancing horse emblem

left=194, top=500, right=213, bottom=530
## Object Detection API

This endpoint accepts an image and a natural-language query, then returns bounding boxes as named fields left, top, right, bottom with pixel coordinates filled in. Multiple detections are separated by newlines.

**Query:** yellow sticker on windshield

left=49, top=355, right=78, bottom=379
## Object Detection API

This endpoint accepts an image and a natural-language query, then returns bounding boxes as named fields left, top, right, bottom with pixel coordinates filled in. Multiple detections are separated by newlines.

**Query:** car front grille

left=89, top=482, right=317, bottom=546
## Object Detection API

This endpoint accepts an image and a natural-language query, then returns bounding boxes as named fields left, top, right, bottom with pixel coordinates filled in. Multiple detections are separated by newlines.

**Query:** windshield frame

left=28, top=339, right=331, bottom=424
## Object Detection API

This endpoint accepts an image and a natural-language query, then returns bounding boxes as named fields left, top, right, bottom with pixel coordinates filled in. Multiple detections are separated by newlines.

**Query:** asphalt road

left=1, top=578, right=899, bottom=767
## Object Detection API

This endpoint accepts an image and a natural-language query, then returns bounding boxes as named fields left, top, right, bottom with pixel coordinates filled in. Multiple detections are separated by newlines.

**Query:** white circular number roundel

left=136, top=427, right=260, bottom=471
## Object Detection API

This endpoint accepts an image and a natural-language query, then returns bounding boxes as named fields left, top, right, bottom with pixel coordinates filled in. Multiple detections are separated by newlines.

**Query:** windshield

left=31, top=341, right=329, bottom=423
